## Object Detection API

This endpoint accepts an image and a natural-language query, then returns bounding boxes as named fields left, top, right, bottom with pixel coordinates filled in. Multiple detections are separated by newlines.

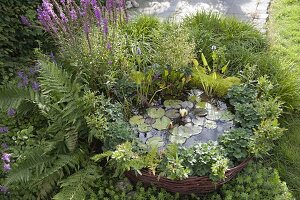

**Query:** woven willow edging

left=125, top=158, right=252, bottom=194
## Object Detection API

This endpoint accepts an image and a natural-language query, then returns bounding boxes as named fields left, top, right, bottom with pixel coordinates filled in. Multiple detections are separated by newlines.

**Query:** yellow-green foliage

left=191, top=66, right=241, bottom=97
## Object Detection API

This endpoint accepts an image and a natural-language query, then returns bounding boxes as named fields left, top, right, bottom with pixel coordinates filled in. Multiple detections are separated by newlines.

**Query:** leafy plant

left=234, top=103, right=261, bottom=129
left=159, top=144, right=190, bottom=180
left=180, top=142, right=229, bottom=181
left=221, top=162, right=294, bottom=200
left=250, top=119, right=285, bottom=157
left=191, top=51, right=240, bottom=97
left=0, top=0, right=54, bottom=85
left=0, top=54, right=133, bottom=199
left=219, top=128, right=252, bottom=164
left=227, top=83, right=257, bottom=106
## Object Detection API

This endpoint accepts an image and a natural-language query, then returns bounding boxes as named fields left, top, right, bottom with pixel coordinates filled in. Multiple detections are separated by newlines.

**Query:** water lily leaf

left=205, top=103, right=221, bottom=120
left=152, top=116, right=171, bottom=130
left=165, top=109, right=180, bottom=119
left=171, top=126, right=179, bottom=135
left=190, top=125, right=203, bottom=135
left=129, top=115, right=144, bottom=126
left=164, top=100, right=182, bottom=109
left=181, top=101, right=194, bottom=109
left=192, top=117, right=205, bottom=126
left=147, top=108, right=165, bottom=119
left=146, top=136, right=164, bottom=147
left=204, top=120, right=217, bottom=129
left=138, top=124, right=152, bottom=132
left=169, top=135, right=186, bottom=144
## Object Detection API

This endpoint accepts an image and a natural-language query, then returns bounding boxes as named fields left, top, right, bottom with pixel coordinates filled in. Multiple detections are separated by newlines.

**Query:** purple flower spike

left=3, top=163, right=11, bottom=172
left=0, top=185, right=8, bottom=193
left=69, top=9, right=78, bottom=20
left=80, top=0, right=90, bottom=6
left=94, top=6, right=102, bottom=26
left=84, top=23, right=90, bottom=34
left=102, top=18, right=108, bottom=36
left=107, top=42, right=112, bottom=50
left=32, top=82, right=40, bottom=91
left=1, top=143, right=9, bottom=149
left=7, top=108, right=16, bottom=117
left=20, top=16, right=31, bottom=27
left=2, top=153, right=11, bottom=163
left=91, top=0, right=97, bottom=7
left=60, top=12, right=68, bottom=23
left=60, top=0, right=66, bottom=4
left=108, top=60, right=113, bottom=65
left=0, top=127, right=9, bottom=134
left=106, top=0, right=113, bottom=12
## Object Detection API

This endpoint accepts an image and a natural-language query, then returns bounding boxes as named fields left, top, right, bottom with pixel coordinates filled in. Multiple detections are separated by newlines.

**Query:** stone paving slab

left=128, top=0, right=271, bottom=33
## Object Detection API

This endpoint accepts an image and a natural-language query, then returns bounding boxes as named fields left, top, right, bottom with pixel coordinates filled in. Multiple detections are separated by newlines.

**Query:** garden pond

left=129, top=89, right=236, bottom=151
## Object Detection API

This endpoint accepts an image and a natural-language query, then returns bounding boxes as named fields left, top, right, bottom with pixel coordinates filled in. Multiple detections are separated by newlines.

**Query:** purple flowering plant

left=1, top=153, right=11, bottom=163
left=16, top=66, right=40, bottom=91
left=36, top=0, right=127, bottom=45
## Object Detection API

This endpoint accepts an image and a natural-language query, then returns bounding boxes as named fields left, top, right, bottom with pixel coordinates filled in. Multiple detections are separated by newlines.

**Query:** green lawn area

left=268, top=0, right=300, bottom=65
left=267, top=0, right=300, bottom=198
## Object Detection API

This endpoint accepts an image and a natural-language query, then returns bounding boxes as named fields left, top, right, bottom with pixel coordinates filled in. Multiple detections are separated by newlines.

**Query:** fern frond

left=38, top=58, right=81, bottom=103
left=0, top=84, right=40, bottom=110
left=65, top=127, right=78, bottom=152
left=32, top=151, right=86, bottom=199
left=53, top=165, right=101, bottom=200
left=5, top=146, right=55, bottom=185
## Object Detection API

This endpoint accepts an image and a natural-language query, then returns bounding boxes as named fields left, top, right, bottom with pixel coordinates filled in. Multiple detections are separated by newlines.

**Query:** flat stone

left=192, top=117, right=206, bottom=126
left=139, top=132, right=147, bottom=143
left=146, top=131, right=153, bottom=139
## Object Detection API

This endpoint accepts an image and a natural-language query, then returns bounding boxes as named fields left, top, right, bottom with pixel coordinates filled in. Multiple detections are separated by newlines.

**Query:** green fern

left=2, top=55, right=110, bottom=198
left=32, top=152, right=84, bottom=199
left=38, top=58, right=81, bottom=103
left=5, top=146, right=55, bottom=185
left=0, top=84, right=40, bottom=110
left=53, top=165, right=101, bottom=200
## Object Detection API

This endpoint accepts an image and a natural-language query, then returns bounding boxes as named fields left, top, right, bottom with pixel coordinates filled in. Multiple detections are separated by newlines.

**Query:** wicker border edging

left=125, top=158, right=252, bottom=194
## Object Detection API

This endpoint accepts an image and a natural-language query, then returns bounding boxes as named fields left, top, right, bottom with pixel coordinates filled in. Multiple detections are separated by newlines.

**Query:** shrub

left=0, top=0, right=54, bottom=85
left=221, top=162, right=294, bottom=200
left=219, top=128, right=252, bottom=164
